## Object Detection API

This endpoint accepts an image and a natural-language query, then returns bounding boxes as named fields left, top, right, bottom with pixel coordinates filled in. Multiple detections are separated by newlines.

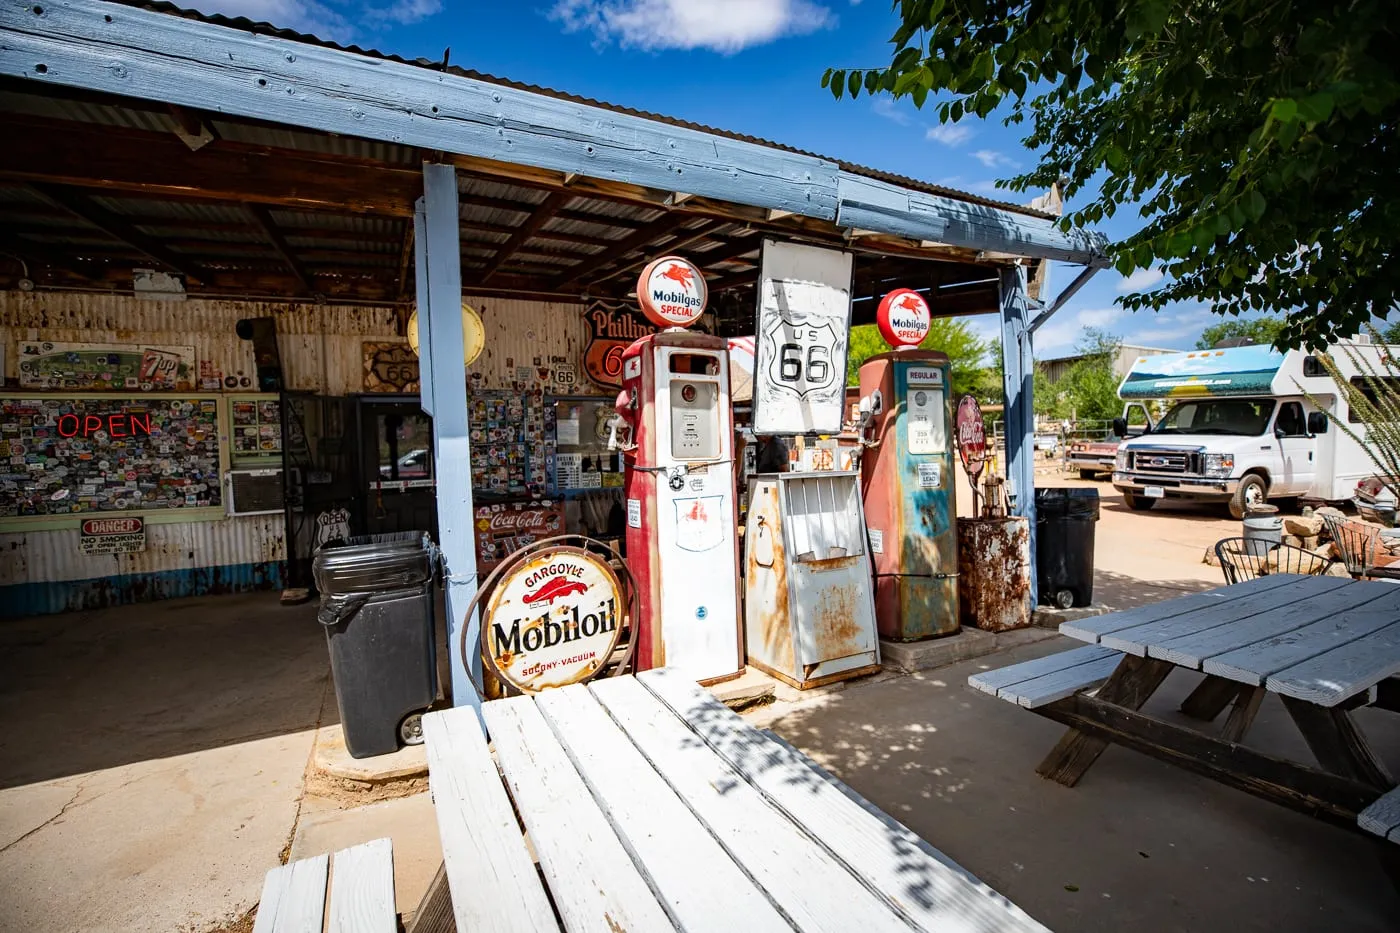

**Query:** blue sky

left=192, top=0, right=1248, bottom=359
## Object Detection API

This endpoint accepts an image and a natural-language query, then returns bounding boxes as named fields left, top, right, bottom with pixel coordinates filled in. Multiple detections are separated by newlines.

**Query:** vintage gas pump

left=859, top=289, right=960, bottom=640
left=614, top=256, right=743, bottom=683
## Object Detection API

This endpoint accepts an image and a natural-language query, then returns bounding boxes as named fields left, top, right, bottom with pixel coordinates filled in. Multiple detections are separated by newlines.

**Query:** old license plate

left=1143, top=485, right=1165, bottom=498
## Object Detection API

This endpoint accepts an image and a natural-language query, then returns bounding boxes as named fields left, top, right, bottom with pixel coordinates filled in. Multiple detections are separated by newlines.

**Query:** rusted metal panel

left=743, top=473, right=880, bottom=689
left=956, top=516, right=1032, bottom=632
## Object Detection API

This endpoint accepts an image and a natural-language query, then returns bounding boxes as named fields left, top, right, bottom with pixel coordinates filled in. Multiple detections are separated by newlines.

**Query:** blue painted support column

left=416, top=163, right=482, bottom=712
left=999, top=265, right=1038, bottom=607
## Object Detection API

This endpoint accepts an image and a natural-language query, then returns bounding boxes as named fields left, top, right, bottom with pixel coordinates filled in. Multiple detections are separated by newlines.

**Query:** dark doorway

left=356, top=396, right=439, bottom=538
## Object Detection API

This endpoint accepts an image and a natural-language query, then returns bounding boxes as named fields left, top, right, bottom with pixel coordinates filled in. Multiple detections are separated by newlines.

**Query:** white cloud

left=972, top=148, right=1016, bottom=169
left=1116, top=266, right=1165, bottom=292
left=188, top=0, right=354, bottom=39
left=926, top=123, right=973, bottom=146
left=364, top=0, right=443, bottom=25
left=550, top=0, right=836, bottom=53
left=871, top=97, right=910, bottom=126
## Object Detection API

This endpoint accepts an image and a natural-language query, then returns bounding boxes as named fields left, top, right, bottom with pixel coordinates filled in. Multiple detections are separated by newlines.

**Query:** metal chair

left=1214, top=537, right=1335, bottom=584
left=1320, top=512, right=1382, bottom=579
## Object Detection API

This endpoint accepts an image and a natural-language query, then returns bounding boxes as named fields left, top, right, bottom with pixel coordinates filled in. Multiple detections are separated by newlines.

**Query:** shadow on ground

left=751, top=640, right=1400, bottom=933
left=0, top=593, right=334, bottom=788
left=1093, top=568, right=1219, bottom=610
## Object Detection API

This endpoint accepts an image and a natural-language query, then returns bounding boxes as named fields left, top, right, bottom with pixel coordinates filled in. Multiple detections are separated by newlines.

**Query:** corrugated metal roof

left=114, top=0, right=1053, bottom=221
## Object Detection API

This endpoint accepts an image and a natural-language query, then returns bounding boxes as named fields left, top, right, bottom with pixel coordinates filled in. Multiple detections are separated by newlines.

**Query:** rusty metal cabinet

left=743, top=472, right=880, bottom=689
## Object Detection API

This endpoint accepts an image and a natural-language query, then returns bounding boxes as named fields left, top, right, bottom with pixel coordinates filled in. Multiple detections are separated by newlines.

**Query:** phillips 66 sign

left=751, top=240, right=854, bottom=435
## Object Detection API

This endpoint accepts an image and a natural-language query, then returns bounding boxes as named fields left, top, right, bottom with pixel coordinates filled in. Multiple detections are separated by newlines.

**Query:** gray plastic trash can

left=313, top=532, right=437, bottom=759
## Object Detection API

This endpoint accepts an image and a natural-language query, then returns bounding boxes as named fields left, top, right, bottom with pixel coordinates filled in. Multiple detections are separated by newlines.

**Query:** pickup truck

left=1068, top=409, right=1153, bottom=479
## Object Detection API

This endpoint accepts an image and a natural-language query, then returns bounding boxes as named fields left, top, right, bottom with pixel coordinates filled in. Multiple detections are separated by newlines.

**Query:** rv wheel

left=1229, top=474, right=1268, bottom=520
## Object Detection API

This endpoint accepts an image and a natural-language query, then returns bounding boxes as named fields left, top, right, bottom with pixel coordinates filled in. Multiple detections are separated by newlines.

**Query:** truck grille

left=1130, top=450, right=1195, bottom=474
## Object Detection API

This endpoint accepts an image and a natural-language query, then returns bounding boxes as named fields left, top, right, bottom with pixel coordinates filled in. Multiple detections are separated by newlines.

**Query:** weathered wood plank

left=419, top=707, right=558, bottom=933
left=328, top=838, right=395, bottom=933
left=252, top=854, right=328, bottom=933
left=967, top=644, right=1118, bottom=697
left=635, top=669, right=1050, bottom=932
left=1152, top=582, right=1395, bottom=669
left=1179, top=676, right=1245, bottom=722
left=1280, top=696, right=1394, bottom=789
left=1004, top=653, right=1124, bottom=708
left=1102, top=576, right=1349, bottom=658
left=1359, top=788, right=1400, bottom=839
left=592, top=676, right=920, bottom=933
left=404, top=863, right=454, bottom=933
left=1267, top=620, right=1400, bottom=707
left=533, top=685, right=793, bottom=933
left=1036, top=655, right=1174, bottom=786
left=1058, top=575, right=1297, bottom=644
left=1220, top=685, right=1267, bottom=744
left=480, top=697, right=676, bottom=933
left=1204, top=595, right=1400, bottom=686
left=1034, top=694, right=1380, bottom=827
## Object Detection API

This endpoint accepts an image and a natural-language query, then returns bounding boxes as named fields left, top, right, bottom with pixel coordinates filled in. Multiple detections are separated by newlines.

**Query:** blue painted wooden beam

left=999, top=265, right=1038, bottom=608
left=418, top=163, right=482, bottom=711
left=0, top=0, right=1109, bottom=265
left=0, top=0, right=837, bottom=218
left=837, top=174, right=1109, bottom=267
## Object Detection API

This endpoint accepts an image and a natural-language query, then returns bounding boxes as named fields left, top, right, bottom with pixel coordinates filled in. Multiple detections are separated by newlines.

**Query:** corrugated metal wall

left=0, top=289, right=603, bottom=617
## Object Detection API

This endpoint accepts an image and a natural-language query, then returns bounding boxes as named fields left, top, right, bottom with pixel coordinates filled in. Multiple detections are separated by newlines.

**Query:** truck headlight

left=1115, top=450, right=1128, bottom=470
left=1203, top=453, right=1235, bottom=477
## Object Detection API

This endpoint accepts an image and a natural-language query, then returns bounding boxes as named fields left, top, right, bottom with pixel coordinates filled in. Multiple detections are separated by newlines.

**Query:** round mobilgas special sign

left=875, top=288, right=931, bottom=348
left=482, top=547, right=625, bottom=693
left=636, top=255, right=708, bottom=329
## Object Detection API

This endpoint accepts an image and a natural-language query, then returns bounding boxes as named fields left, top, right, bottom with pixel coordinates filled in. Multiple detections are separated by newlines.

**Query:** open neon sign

left=55, top=413, right=154, bottom=438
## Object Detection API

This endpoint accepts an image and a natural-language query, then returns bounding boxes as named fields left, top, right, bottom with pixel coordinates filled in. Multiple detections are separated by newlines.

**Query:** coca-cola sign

left=474, top=501, right=565, bottom=573
left=956, top=395, right=987, bottom=480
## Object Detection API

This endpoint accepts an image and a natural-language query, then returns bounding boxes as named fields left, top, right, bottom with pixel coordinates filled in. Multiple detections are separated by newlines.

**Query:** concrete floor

left=2, top=475, right=1396, bottom=931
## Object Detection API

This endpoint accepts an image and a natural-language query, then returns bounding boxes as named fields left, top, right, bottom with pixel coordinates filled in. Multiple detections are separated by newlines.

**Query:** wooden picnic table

left=420, top=668, right=1050, bottom=933
left=993, top=574, right=1400, bottom=827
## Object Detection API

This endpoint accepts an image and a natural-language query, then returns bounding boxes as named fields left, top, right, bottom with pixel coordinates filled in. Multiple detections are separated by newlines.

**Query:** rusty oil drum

left=956, top=516, right=1032, bottom=632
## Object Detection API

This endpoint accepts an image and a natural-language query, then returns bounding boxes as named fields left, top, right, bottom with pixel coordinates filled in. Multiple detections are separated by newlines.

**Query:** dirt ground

left=2, top=470, right=1396, bottom=931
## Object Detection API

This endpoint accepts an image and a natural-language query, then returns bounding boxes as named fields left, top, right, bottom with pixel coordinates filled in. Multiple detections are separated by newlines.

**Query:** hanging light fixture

left=407, top=302, right=485, bottom=366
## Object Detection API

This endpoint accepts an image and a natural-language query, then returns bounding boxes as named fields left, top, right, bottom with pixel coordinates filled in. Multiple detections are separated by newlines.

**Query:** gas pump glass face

left=670, top=380, right=720, bottom=460
left=907, top=385, right=946, bottom=455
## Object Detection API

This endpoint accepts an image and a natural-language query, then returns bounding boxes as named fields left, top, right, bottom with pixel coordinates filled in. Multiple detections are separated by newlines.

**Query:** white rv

left=1110, top=342, right=1388, bottom=518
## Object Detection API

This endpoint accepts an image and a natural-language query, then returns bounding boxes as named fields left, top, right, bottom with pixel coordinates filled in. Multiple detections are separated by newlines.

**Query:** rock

left=1300, top=535, right=1320, bottom=550
left=1315, top=506, right=1346, bottom=539
left=1385, top=538, right=1400, bottom=555
left=1282, top=534, right=1303, bottom=548
left=1314, top=542, right=1339, bottom=560
left=1325, top=562, right=1352, bottom=578
left=1203, top=546, right=1221, bottom=567
left=1284, top=515, right=1324, bottom=537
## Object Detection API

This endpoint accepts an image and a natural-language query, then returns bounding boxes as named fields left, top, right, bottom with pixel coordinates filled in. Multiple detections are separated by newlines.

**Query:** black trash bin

left=313, top=532, right=437, bottom=759
left=1034, top=488, right=1099, bottom=609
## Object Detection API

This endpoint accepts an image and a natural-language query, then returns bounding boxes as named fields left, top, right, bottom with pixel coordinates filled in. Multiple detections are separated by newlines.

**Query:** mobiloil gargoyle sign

left=482, top=547, right=625, bottom=693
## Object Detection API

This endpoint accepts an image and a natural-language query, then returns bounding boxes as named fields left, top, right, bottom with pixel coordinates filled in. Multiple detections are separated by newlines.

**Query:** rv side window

left=1275, top=402, right=1307, bottom=437
left=1347, top=376, right=1400, bottom=423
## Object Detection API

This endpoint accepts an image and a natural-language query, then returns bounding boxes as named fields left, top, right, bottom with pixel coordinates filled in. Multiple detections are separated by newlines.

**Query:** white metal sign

left=752, top=240, right=854, bottom=435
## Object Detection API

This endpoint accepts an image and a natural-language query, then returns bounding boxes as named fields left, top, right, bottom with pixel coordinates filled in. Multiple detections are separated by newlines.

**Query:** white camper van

left=1110, top=342, right=1388, bottom=518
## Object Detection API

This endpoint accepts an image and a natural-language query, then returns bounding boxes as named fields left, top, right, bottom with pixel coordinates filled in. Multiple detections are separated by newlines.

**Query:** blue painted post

left=999, top=265, right=1038, bottom=607
left=417, top=162, right=482, bottom=711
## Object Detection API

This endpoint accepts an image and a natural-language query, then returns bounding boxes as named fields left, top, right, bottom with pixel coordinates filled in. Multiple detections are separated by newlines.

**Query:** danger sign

left=482, top=547, right=626, bottom=693
left=79, top=516, right=146, bottom=555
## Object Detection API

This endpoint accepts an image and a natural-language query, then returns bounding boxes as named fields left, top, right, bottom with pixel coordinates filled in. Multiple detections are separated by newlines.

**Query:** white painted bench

left=968, top=645, right=1122, bottom=707
left=253, top=837, right=395, bottom=933
left=1359, top=787, right=1400, bottom=843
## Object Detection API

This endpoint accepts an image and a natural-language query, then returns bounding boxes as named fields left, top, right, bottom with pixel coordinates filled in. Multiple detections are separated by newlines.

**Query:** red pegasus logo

left=896, top=294, right=925, bottom=314
left=659, top=263, right=696, bottom=289
left=523, top=577, right=588, bottom=606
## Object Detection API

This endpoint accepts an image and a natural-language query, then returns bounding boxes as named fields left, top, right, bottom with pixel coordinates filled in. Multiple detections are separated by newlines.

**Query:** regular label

left=869, top=528, right=884, bottom=553
left=917, top=463, right=941, bottom=488
left=627, top=498, right=641, bottom=528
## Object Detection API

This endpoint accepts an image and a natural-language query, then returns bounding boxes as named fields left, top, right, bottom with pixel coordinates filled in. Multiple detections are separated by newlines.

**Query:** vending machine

left=616, top=256, right=743, bottom=683
left=859, top=289, right=960, bottom=640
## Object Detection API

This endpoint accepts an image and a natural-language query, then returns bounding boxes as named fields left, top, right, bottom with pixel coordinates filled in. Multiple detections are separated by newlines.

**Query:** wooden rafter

left=477, top=191, right=571, bottom=285
left=692, top=233, right=762, bottom=270
left=0, top=116, right=421, bottom=216
left=587, top=218, right=729, bottom=287
left=397, top=222, right=415, bottom=300
left=551, top=213, right=696, bottom=290
left=29, top=183, right=202, bottom=280
left=245, top=203, right=313, bottom=295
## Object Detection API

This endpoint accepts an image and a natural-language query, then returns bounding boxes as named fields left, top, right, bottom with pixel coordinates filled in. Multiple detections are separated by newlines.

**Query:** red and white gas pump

left=615, top=256, right=743, bottom=684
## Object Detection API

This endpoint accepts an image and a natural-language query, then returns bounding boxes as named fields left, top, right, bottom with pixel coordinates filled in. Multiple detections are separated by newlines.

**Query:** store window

left=377, top=412, right=434, bottom=480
